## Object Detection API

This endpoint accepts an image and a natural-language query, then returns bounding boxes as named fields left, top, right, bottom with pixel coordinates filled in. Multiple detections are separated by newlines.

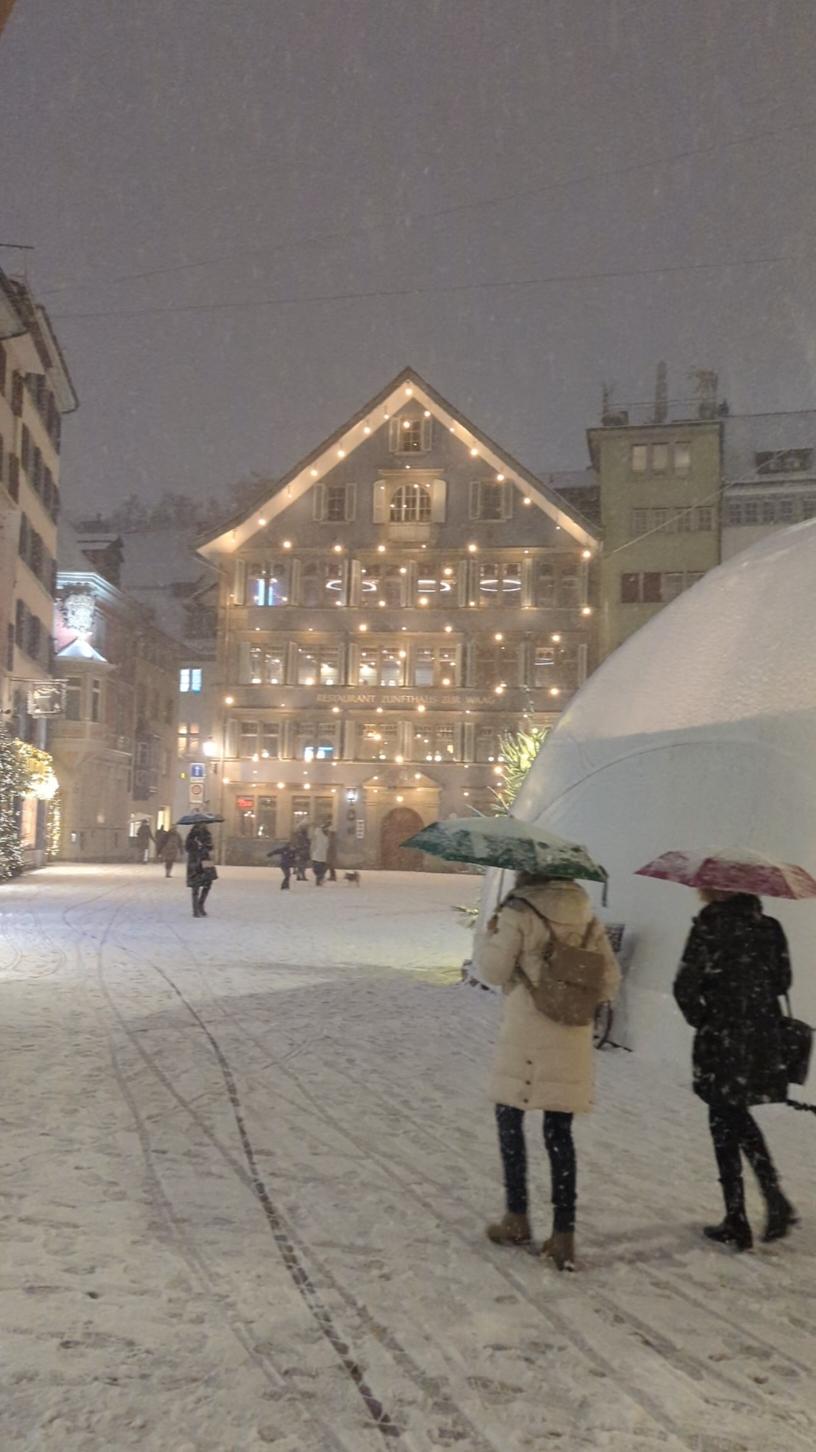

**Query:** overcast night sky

left=2, top=0, right=816, bottom=516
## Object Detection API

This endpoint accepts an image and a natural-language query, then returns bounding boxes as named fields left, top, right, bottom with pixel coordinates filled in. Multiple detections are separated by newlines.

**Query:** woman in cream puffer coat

left=473, top=874, right=620, bottom=1269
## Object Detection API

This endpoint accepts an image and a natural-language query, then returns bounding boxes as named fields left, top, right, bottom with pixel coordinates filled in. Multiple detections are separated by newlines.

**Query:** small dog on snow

left=344, top=871, right=361, bottom=887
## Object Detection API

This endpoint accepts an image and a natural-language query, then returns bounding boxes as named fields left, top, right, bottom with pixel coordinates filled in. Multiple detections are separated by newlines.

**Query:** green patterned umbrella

left=403, top=815, right=608, bottom=890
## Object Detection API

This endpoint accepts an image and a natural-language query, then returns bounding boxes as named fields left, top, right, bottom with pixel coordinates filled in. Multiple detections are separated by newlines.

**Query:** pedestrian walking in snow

left=135, top=819, right=154, bottom=863
left=155, top=825, right=168, bottom=858
left=274, top=841, right=295, bottom=890
left=673, top=891, right=798, bottom=1250
left=310, top=818, right=331, bottom=886
left=473, top=873, right=620, bottom=1271
left=186, top=825, right=217, bottom=917
left=159, top=827, right=183, bottom=878
left=292, top=826, right=310, bottom=881
left=326, top=827, right=338, bottom=882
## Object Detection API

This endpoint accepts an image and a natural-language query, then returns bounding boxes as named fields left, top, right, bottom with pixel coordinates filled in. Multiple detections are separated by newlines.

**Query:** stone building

left=0, top=270, right=77, bottom=865
left=721, top=413, right=816, bottom=559
left=197, top=368, right=599, bottom=867
left=587, top=371, right=723, bottom=661
left=51, top=528, right=182, bottom=859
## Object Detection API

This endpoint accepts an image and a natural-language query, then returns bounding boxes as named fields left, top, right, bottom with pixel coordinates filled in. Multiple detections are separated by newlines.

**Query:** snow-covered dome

left=511, top=519, right=816, bottom=1075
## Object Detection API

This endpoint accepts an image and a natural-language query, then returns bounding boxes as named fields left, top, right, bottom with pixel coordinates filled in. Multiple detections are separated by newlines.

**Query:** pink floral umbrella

left=636, top=848, right=816, bottom=900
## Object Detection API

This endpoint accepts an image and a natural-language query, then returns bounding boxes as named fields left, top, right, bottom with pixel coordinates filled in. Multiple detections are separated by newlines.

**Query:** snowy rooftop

left=724, top=411, right=816, bottom=483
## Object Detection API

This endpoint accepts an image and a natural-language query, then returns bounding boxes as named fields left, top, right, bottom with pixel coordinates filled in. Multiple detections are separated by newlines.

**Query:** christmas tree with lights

left=0, top=728, right=29, bottom=880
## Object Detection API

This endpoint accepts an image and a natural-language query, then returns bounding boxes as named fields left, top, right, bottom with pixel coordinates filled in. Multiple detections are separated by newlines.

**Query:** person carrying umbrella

left=652, top=850, right=806, bottom=1251
left=178, top=812, right=223, bottom=918
left=406, top=815, right=620, bottom=1271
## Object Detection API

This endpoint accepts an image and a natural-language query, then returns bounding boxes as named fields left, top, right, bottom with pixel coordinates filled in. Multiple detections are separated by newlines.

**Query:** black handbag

left=780, top=995, right=813, bottom=1087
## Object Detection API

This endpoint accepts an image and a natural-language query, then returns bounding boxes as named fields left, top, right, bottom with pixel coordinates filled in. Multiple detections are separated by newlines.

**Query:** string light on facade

left=581, top=605, right=593, bottom=617
left=310, top=467, right=318, bottom=477
left=282, top=540, right=292, bottom=550
left=416, top=704, right=426, bottom=714
left=333, top=543, right=343, bottom=553
left=470, top=447, right=479, bottom=457
left=467, top=542, right=478, bottom=553
left=224, top=695, right=234, bottom=705
left=444, top=624, right=453, bottom=633
left=494, top=632, right=504, bottom=642
left=258, top=517, right=267, bottom=526
left=337, top=448, right=346, bottom=459
left=549, top=686, right=561, bottom=698
left=377, top=543, right=386, bottom=553
left=523, top=496, right=532, bottom=506
left=358, top=622, right=368, bottom=632
left=582, top=548, right=592, bottom=560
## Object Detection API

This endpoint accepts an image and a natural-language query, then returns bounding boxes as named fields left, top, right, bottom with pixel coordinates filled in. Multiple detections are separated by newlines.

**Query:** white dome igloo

left=510, top=519, right=816, bottom=1075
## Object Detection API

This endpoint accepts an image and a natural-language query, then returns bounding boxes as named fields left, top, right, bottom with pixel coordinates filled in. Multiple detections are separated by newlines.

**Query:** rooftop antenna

left=653, top=361, right=668, bottom=423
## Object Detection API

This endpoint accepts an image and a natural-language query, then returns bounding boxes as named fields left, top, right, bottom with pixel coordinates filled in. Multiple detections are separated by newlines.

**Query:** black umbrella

left=176, top=811, right=225, bottom=826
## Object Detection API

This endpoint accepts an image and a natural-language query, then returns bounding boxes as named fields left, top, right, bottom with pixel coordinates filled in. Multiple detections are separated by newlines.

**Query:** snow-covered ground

left=2, top=864, right=814, bottom=1452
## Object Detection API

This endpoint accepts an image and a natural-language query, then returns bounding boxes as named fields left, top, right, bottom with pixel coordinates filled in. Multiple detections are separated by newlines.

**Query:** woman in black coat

left=185, top=826, right=216, bottom=918
left=674, top=892, right=798, bottom=1250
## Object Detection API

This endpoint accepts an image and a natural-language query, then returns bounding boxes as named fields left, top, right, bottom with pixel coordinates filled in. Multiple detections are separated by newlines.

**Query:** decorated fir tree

left=0, top=728, right=29, bottom=880
left=491, top=726, right=550, bottom=813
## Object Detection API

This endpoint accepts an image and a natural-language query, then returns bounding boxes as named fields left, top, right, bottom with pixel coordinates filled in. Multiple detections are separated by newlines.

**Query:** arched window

left=389, top=482, right=431, bottom=523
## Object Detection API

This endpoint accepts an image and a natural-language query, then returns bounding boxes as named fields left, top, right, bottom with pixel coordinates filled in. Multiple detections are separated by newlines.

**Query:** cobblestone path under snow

left=1, top=864, right=814, bottom=1452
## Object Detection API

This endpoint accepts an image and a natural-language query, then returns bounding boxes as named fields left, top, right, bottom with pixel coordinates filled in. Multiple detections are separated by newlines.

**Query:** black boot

left=763, top=1189, right=798, bottom=1244
left=703, top=1215, right=753, bottom=1251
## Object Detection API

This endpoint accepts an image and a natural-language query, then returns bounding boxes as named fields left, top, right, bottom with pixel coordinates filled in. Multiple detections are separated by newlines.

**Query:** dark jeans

left=164, top=860, right=174, bottom=877
left=708, top=1101, right=779, bottom=1216
left=496, top=1104, right=576, bottom=1233
left=280, top=867, right=291, bottom=889
left=313, top=860, right=327, bottom=885
left=191, top=882, right=211, bottom=916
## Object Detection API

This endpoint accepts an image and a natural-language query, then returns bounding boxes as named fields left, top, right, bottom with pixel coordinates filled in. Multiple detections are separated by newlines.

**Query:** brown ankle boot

left=541, top=1231, right=575, bottom=1271
left=486, top=1211, right=531, bottom=1245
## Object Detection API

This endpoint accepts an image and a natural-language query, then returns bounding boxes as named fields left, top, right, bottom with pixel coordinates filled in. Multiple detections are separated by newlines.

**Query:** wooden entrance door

left=380, top=806, right=424, bottom=870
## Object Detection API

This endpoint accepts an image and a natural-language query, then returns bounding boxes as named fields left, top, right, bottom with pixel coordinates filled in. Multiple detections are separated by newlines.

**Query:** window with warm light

left=177, top=721, right=201, bottom=756
left=360, top=563, right=405, bottom=607
left=294, top=720, right=339, bottom=760
left=359, top=720, right=399, bottom=761
left=475, top=641, right=518, bottom=688
left=64, top=676, right=82, bottom=721
left=246, top=559, right=291, bottom=606
left=296, top=645, right=340, bottom=686
left=389, top=481, right=432, bottom=523
left=477, top=561, right=522, bottom=606
left=239, top=643, right=286, bottom=686
left=390, top=416, right=431, bottom=454
left=412, top=644, right=458, bottom=687
left=413, top=722, right=459, bottom=762
left=414, top=566, right=456, bottom=605
left=357, top=645, right=405, bottom=688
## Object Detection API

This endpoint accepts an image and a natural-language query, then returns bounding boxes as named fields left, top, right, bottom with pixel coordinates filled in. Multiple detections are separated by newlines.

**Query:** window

left=414, top=564, right=457, bottom=606
left=27, top=614, right=41, bottom=659
left=291, top=796, right=312, bottom=830
left=778, top=498, right=795, bottom=522
left=533, top=561, right=555, bottom=606
left=478, top=561, right=522, bottom=606
left=742, top=501, right=760, bottom=524
left=662, top=573, right=685, bottom=602
left=631, top=445, right=648, bottom=474
left=359, top=720, right=399, bottom=761
left=239, top=643, right=286, bottom=685
left=390, top=481, right=431, bottom=523
left=65, top=677, right=82, bottom=721
left=361, top=563, right=405, bottom=608
left=696, top=507, right=714, bottom=531
left=179, top=667, right=203, bottom=693
left=18, top=513, right=29, bottom=561
left=756, top=449, right=814, bottom=475
left=165, top=698, right=174, bottom=725
left=297, top=645, right=339, bottom=686
left=673, top=443, right=692, bottom=475
left=247, top=559, right=291, bottom=606
left=620, top=571, right=705, bottom=604
left=470, top=480, right=511, bottom=521
left=177, top=722, right=200, bottom=756
left=801, top=496, right=816, bottom=519
left=390, top=415, right=431, bottom=453
left=239, top=720, right=259, bottom=757
left=631, top=508, right=649, bottom=536
left=357, top=645, right=406, bottom=687
left=236, top=795, right=256, bottom=836
left=256, top=796, right=277, bottom=839
left=91, top=678, right=102, bottom=723
left=413, top=723, right=458, bottom=762
left=651, top=444, right=668, bottom=473
left=295, top=720, right=339, bottom=760
left=475, top=725, right=505, bottom=762
left=260, top=721, right=280, bottom=759
left=642, top=573, right=662, bottom=603
left=533, top=647, right=555, bottom=686
left=314, top=483, right=356, bottom=523
left=412, top=645, right=458, bottom=687
left=475, top=641, right=518, bottom=688
left=301, top=559, right=342, bottom=608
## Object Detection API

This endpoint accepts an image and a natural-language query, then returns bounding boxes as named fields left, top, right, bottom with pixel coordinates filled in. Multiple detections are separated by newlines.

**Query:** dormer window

left=389, top=415, right=432, bottom=454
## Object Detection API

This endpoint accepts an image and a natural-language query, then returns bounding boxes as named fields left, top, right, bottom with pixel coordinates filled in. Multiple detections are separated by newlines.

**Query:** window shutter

left=233, top=559, right=247, bottom=605
left=345, top=482, right=357, bottom=522
left=312, top=483, right=326, bottom=521
left=502, top=485, right=514, bottom=521
left=349, top=558, right=363, bottom=606
left=469, top=480, right=480, bottom=519
left=372, top=480, right=388, bottom=523
left=388, top=419, right=399, bottom=452
left=225, top=719, right=238, bottom=758
left=421, top=415, right=433, bottom=451
left=430, top=478, right=447, bottom=522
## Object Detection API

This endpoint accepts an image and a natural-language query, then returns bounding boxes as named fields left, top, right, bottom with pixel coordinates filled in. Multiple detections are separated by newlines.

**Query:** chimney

left=653, top=362, right=668, bottom=423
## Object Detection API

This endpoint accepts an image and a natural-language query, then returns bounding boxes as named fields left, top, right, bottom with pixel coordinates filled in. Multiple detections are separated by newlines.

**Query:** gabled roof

left=197, top=367, right=600, bottom=557
left=55, top=637, right=110, bottom=664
